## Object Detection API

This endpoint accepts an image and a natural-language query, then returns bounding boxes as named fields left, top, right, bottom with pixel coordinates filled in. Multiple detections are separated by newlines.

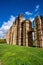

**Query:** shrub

left=0, top=38, right=6, bottom=44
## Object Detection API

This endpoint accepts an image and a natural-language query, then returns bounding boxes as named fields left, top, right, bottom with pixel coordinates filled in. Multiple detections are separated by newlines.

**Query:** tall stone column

left=34, top=15, right=43, bottom=48
left=9, top=27, right=13, bottom=44
left=13, top=24, right=17, bottom=45
left=15, top=18, right=19, bottom=45
left=13, top=17, right=21, bottom=45
left=18, top=14, right=23, bottom=45
left=22, top=21, right=26, bottom=46
left=5, top=27, right=12, bottom=44
left=25, top=20, right=33, bottom=47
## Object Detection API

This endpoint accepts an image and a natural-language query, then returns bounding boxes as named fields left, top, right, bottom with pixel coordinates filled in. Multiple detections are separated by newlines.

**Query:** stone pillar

left=9, top=27, right=13, bottom=44
left=5, top=28, right=11, bottom=44
left=34, top=15, right=43, bottom=48
left=22, top=21, right=26, bottom=46
left=5, top=31, right=9, bottom=44
left=21, top=19, right=33, bottom=47
left=18, top=14, right=23, bottom=45
left=13, top=24, right=17, bottom=45
left=25, top=20, right=33, bottom=47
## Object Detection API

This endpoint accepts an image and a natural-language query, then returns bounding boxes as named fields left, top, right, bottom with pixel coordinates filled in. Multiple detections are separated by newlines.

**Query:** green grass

left=0, top=44, right=43, bottom=65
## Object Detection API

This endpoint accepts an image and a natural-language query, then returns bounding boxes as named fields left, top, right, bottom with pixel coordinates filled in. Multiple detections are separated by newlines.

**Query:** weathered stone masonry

left=34, top=16, right=43, bottom=48
left=5, top=14, right=43, bottom=48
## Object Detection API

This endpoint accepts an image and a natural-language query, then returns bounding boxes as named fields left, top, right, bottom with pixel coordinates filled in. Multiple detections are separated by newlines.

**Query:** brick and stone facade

left=5, top=14, right=43, bottom=48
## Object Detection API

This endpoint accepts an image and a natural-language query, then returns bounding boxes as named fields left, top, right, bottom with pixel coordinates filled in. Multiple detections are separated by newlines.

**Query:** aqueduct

left=5, top=14, right=43, bottom=48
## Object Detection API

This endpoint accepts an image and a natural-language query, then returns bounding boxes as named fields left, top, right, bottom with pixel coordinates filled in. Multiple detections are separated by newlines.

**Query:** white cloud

left=25, top=11, right=32, bottom=15
left=0, top=15, right=15, bottom=38
left=36, top=5, right=39, bottom=9
left=35, top=5, right=40, bottom=12
left=29, top=17, right=34, bottom=22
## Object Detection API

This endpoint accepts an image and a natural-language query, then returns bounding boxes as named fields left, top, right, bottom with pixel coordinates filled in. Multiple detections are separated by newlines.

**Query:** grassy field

left=0, top=44, right=43, bottom=65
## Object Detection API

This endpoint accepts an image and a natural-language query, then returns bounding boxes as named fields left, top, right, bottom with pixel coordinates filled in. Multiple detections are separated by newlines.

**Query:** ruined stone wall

left=25, top=20, right=33, bottom=46
left=5, top=14, right=33, bottom=47
left=21, top=19, right=33, bottom=47
left=5, top=14, right=43, bottom=48
left=40, top=16, right=43, bottom=47
left=34, top=16, right=43, bottom=48
left=13, top=18, right=19, bottom=45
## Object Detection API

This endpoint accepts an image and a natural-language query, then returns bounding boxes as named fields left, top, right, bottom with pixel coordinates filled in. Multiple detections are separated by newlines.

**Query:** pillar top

left=18, top=13, right=23, bottom=17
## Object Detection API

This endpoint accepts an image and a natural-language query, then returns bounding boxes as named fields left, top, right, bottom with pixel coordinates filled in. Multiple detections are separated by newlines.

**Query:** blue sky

left=0, top=0, right=43, bottom=38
